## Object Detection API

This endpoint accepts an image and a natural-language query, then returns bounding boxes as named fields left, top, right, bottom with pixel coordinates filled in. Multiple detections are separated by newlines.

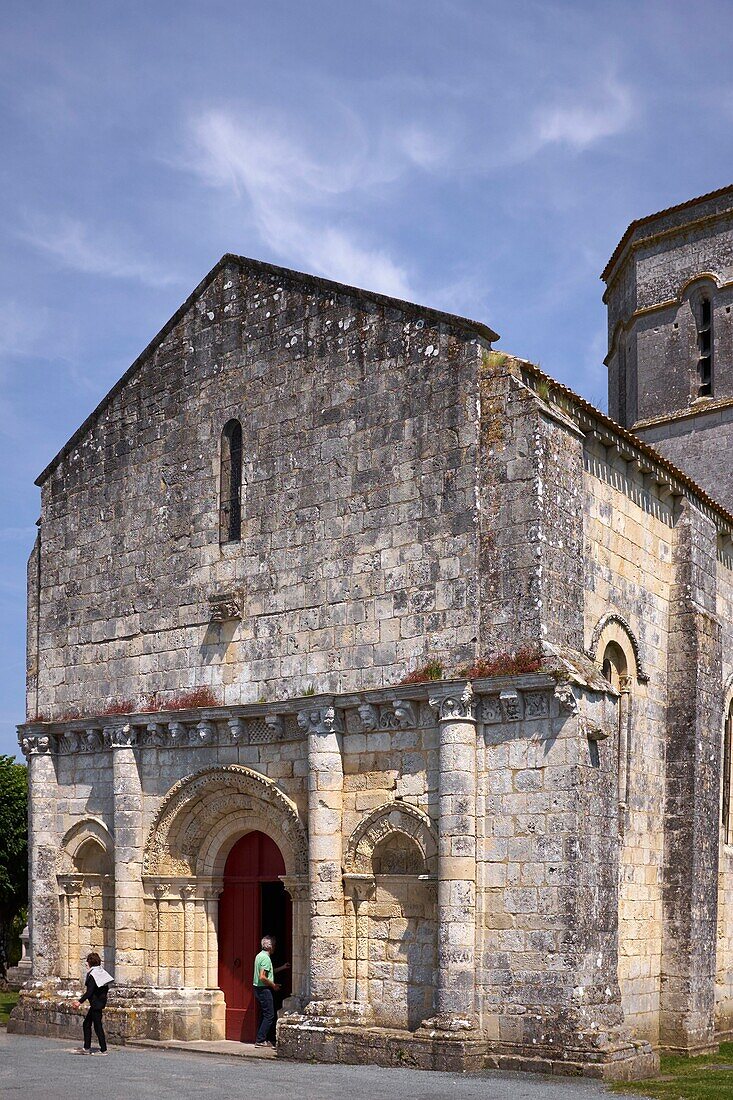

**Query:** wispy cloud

left=532, top=78, right=635, bottom=153
left=184, top=108, right=415, bottom=299
left=19, top=216, right=180, bottom=288
left=0, top=299, right=49, bottom=358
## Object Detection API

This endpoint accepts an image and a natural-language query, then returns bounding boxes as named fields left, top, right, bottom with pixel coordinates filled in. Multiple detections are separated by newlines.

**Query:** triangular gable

left=35, top=253, right=498, bottom=486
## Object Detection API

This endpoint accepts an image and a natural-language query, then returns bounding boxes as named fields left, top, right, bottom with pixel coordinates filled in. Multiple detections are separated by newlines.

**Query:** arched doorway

left=218, top=831, right=292, bottom=1041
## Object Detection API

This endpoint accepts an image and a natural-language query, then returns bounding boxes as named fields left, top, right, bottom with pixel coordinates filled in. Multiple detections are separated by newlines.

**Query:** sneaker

left=93, top=1051, right=109, bottom=1056
left=73, top=1048, right=92, bottom=1055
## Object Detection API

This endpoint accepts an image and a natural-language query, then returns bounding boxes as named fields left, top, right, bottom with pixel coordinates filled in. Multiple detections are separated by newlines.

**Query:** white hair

left=261, top=936, right=274, bottom=950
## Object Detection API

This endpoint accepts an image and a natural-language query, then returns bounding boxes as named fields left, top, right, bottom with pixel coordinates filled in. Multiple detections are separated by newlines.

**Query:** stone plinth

left=7, top=981, right=225, bottom=1044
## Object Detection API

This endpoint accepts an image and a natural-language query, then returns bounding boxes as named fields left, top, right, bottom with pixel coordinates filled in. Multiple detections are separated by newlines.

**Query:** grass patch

left=400, top=658, right=444, bottom=685
left=0, top=992, right=19, bottom=1026
left=611, top=1043, right=733, bottom=1099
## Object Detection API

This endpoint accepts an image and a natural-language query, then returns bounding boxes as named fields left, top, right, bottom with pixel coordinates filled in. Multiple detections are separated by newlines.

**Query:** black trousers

left=254, top=987, right=275, bottom=1044
left=83, top=1007, right=107, bottom=1052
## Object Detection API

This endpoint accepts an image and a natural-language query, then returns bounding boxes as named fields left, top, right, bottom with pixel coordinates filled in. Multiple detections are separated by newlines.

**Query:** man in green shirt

left=253, top=935, right=283, bottom=1047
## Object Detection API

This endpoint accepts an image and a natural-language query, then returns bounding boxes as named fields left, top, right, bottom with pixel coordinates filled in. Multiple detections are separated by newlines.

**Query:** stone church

left=9, top=185, right=733, bottom=1081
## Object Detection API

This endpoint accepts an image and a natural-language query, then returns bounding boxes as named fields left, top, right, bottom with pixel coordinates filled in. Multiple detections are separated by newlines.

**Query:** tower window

left=697, top=296, right=713, bottom=397
left=618, top=344, right=627, bottom=425
left=220, top=419, right=242, bottom=543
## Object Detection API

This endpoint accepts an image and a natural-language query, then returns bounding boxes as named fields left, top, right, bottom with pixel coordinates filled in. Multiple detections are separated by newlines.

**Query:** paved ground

left=1, top=1031, right=654, bottom=1100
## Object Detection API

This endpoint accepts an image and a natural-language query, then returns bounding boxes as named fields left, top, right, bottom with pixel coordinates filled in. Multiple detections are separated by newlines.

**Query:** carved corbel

left=196, top=720, right=216, bottom=745
left=146, top=722, right=165, bottom=747
left=391, top=700, right=416, bottom=729
left=499, top=689, right=524, bottom=722
left=264, top=714, right=284, bottom=738
left=85, top=728, right=104, bottom=752
left=357, top=703, right=379, bottom=732
left=581, top=717, right=610, bottom=742
left=227, top=717, right=246, bottom=743
left=208, top=592, right=243, bottom=622
left=167, top=721, right=186, bottom=746
left=554, top=683, right=578, bottom=715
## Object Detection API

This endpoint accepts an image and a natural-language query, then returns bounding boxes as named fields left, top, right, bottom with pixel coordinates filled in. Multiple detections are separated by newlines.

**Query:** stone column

left=182, top=884, right=196, bottom=988
left=280, top=876, right=309, bottom=1009
left=21, top=731, right=57, bottom=979
left=343, top=875, right=375, bottom=1011
left=62, top=877, right=83, bottom=980
left=59, top=889, right=69, bottom=980
left=297, top=705, right=344, bottom=1008
left=153, top=883, right=167, bottom=987
left=203, top=887, right=220, bottom=990
left=428, top=684, right=478, bottom=1029
left=661, top=499, right=723, bottom=1053
left=109, top=725, right=146, bottom=985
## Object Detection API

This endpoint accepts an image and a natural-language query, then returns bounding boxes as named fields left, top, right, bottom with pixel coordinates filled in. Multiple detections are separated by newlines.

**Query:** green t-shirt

left=253, top=950, right=273, bottom=987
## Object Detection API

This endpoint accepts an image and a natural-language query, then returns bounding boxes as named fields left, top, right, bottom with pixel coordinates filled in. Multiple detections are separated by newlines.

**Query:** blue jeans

left=254, top=986, right=275, bottom=1043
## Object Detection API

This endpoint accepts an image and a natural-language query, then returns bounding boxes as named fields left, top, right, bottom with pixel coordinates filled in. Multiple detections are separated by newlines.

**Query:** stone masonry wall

left=582, top=443, right=674, bottom=1045
left=477, top=358, right=584, bottom=657
left=636, top=405, right=733, bottom=519
left=716, top=558, right=733, bottom=1036
left=32, top=258, right=487, bottom=723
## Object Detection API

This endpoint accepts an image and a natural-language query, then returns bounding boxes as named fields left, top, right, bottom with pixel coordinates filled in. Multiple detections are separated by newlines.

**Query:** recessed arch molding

left=589, top=612, right=649, bottom=684
left=344, top=800, right=437, bottom=876
left=142, top=764, right=308, bottom=879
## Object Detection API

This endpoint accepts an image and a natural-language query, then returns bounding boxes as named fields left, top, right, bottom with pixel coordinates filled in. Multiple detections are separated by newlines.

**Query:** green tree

left=0, top=755, right=28, bottom=976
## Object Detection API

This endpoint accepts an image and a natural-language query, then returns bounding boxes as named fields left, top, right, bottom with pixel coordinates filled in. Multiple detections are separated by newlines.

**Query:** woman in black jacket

left=72, top=952, right=114, bottom=1055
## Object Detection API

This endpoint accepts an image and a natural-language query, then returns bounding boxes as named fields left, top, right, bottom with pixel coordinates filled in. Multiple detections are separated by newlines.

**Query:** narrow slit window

left=618, top=344, right=627, bottom=425
left=220, top=419, right=243, bottom=543
left=697, top=296, right=713, bottom=397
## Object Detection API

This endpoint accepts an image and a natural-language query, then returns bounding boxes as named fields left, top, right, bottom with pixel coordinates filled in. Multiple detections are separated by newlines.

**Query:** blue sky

left=1, top=0, right=731, bottom=757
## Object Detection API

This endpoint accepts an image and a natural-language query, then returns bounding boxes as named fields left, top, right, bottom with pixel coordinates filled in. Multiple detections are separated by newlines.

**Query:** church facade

left=10, top=186, right=733, bottom=1081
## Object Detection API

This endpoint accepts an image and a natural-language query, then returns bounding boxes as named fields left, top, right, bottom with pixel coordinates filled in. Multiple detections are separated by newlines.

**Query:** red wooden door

left=218, top=831, right=287, bottom=1042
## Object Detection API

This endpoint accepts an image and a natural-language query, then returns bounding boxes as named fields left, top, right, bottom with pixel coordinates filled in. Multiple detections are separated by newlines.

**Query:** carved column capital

left=107, top=724, right=137, bottom=748
left=61, top=875, right=84, bottom=897
left=20, top=731, right=52, bottom=756
left=297, top=705, right=343, bottom=736
left=280, top=875, right=309, bottom=902
left=342, top=874, right=376, bottom=904
left=429, top=683, right=476, bottom=724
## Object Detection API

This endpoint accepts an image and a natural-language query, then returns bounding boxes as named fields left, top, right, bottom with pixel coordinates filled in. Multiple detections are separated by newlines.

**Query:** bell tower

left=602, top=185, right=733, bottom=513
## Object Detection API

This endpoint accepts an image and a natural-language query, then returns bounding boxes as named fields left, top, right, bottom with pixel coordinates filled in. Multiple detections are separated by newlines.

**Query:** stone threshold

left=128, top=1038, right=276, bottom=1059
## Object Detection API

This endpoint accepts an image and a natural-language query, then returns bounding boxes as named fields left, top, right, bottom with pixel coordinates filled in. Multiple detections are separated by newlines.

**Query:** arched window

left=602, top=641, right=632, bottom=815
left=723, top=699, right=733, bottom=845
left=219, top=419, right=242, bottom=543
left=697, top=295, right=713, bottom=397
